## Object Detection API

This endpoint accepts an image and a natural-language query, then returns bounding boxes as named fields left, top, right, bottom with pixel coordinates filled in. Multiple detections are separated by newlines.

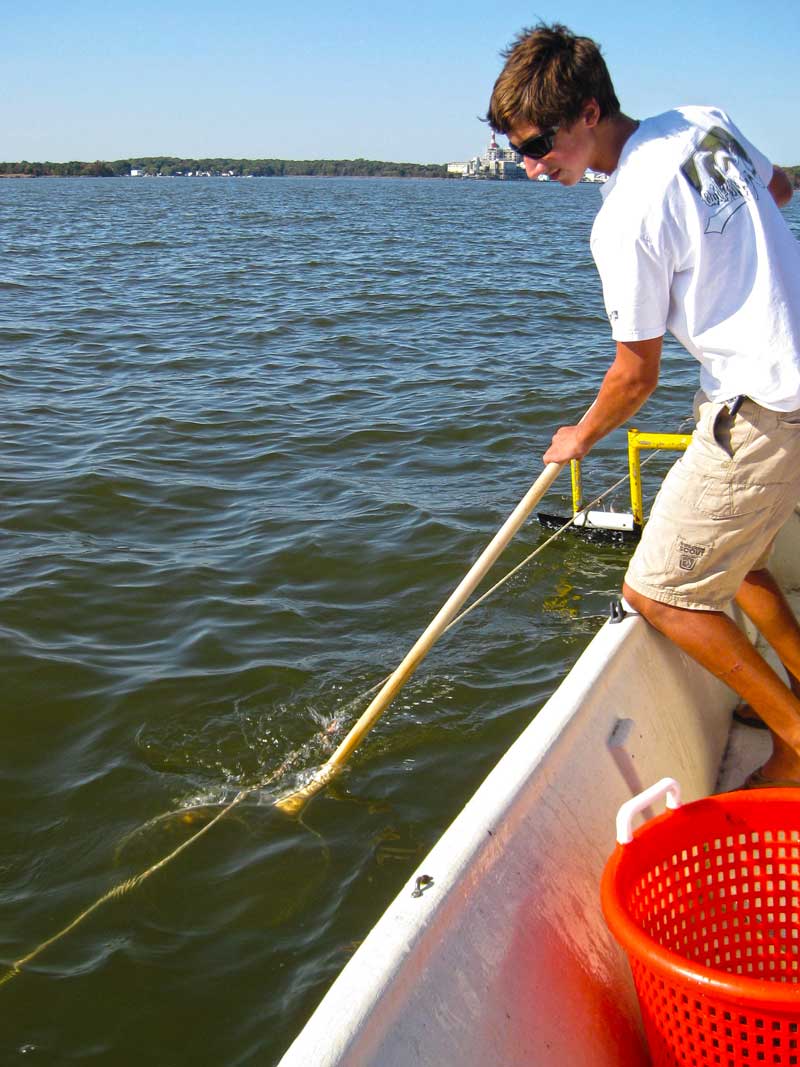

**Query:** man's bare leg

left=735, top=569, right=800, bottom=690
left=732, top=568, right=800, bottom=773
left=622, top=577, right=800, bottom=781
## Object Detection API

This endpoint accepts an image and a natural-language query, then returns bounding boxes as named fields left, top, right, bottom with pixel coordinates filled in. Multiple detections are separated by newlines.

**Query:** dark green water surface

left=2, top=176, right=797, bottom=1064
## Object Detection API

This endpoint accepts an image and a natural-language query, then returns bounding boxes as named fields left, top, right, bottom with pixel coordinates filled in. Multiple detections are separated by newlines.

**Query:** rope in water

left=0, top=789, right=248, bottom=987
left=0, top=448, right=667, bottom=986
left=0, top=743, right=312, bottom=986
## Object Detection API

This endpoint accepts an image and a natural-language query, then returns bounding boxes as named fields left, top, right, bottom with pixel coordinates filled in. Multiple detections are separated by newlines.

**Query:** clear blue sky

left=3, top=0, right=799, bottom=164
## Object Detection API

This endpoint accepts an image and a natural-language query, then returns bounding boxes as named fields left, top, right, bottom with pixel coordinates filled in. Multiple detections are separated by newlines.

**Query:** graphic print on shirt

left=680, top=127, right=763, bottom=235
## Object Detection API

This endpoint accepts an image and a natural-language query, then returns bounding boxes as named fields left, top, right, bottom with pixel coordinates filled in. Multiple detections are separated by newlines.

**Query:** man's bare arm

left=543, top=336, right=663, bottom=464
left=769, top=165, right=793, bottom=208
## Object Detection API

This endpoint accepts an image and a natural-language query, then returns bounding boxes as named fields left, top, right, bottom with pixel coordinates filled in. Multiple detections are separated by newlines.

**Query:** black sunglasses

left=508, top=127, right=559, bottom=160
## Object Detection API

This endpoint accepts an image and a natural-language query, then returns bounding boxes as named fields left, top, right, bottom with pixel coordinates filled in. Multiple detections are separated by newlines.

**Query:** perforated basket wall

left=601, top=789, right=800, bottom=1067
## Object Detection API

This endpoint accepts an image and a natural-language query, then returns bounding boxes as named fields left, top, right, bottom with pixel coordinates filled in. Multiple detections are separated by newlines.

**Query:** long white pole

left=275, top=462, right=564, bottom=814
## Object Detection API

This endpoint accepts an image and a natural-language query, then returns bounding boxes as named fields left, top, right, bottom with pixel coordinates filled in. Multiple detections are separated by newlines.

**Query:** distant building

left=448, top=132, right=524, bottom=180
left=448, top=138, right=610, bottom=183
left=130, top=168, right=142, bottom=177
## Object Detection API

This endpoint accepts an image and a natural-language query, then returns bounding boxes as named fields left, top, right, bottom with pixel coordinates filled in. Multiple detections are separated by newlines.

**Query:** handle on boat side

left=615, top=777, right=682, bottom=844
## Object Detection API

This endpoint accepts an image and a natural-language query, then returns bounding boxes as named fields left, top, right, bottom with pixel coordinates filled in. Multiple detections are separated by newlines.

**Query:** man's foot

left=732, top=703, right=769, bottom=730
left=744, top=767, right=800, bottom=789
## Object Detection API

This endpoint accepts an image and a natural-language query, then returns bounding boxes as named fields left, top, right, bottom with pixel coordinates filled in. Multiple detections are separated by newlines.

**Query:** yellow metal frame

left=569, top=428, right=692, bottom=528
left=570, top=459, right=583, bottom=514
left=626, top=428, right=691, bottom=526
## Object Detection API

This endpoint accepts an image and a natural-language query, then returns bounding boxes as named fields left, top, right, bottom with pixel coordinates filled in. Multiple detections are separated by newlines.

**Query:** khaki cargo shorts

left=624, top=391, right=800, bottom=611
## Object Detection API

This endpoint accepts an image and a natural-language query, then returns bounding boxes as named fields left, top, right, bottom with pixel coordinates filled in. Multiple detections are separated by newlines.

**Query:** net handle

left=615, top=777, right=682, bottom=844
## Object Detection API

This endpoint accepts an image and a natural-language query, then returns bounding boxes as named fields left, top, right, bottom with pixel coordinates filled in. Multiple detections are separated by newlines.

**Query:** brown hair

left=486, top=23, right=620, bottom=134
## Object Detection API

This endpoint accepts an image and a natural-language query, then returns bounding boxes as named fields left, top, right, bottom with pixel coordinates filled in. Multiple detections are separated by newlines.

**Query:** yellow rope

left=0, top=790, right=247, bottom=987
left=0, top=742, right=311, bottom=987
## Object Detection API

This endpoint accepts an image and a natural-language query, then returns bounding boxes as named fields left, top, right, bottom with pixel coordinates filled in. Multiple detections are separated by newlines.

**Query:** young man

left=487, top=23, right=800, bottom=786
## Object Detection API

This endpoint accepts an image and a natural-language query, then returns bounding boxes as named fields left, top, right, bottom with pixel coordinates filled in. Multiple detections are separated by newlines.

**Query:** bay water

left=2, top=176, right=798, bottom=1065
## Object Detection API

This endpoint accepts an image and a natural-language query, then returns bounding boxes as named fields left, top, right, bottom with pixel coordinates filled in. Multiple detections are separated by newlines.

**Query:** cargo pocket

left=666, top=460, right=772, bottom=519
left=700, top=478, right=774, bottom=520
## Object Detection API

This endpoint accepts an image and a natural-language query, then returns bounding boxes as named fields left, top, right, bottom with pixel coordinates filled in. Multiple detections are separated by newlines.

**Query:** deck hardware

left=412, top=874, right=434, bottom=898
left=609, top=600, right=628, bottom=624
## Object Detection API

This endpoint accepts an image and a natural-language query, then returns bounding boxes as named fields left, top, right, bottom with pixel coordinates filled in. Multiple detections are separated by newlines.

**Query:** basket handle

left=615, top=777, right=682, bottom=844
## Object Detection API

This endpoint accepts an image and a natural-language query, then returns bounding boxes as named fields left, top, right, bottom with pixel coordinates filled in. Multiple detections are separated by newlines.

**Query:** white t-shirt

left=590, top=106, right=800, bottom=411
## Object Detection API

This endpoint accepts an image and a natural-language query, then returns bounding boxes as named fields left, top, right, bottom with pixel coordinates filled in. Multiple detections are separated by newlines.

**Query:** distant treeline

left=0, top=157, right=449, bottom=179
left=3, top=157, right=798, bottom=186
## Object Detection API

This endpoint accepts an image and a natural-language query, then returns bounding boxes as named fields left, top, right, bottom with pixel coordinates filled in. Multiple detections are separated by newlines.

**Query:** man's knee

left=623, top=581, right=720, bottom=633
left=622, top=582, right=670, bottom=626
left=741, top=567, right=773, bottom=587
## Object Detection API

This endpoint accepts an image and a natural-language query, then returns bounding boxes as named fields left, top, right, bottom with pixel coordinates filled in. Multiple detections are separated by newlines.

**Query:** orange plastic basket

left=601, top=779, right=800, bottom=1067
